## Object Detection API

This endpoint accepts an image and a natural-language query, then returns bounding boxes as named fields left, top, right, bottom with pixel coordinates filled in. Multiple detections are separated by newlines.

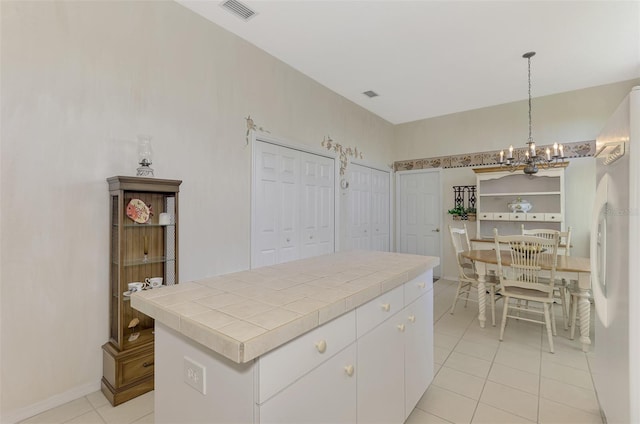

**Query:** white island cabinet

left=132, top=251, right=438, bottom=424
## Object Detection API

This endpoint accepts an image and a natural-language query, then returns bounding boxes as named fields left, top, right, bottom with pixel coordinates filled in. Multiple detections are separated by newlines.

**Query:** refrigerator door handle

left=591, top=174, right=610, bottom=327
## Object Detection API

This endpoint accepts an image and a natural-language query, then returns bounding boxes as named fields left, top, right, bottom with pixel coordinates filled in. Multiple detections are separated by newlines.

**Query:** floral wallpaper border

left=394, top=140, right=595, bottom=172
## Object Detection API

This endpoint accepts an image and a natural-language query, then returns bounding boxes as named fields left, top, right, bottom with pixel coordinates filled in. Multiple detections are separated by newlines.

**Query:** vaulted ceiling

left=177, top=0, right=640, bottom=124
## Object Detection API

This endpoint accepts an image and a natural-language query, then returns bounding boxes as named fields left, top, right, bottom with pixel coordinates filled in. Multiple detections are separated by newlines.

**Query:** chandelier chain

left=527, top=54, right=532, bottom=143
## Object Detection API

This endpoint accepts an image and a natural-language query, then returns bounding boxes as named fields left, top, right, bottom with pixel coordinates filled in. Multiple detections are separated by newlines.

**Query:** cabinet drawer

left=120, top=352, right=154, bottom=386
left=509, top=213, right=526, bottom=221
left=545, top=213, right=562, bottom=222
left=404, top=270, right=433, bottom=305
left=356, top=285, right=404, bottom=338
left=258, top=310, right=356, bottom=403
left=493, top=213, right=510, bottom=221
left=479, top=212, right=494, bottom=220
left=526, top=213, right=545, bottom=221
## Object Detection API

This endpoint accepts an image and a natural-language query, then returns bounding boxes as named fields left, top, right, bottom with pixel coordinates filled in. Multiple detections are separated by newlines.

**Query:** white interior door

left=396, top=170, right=441, bottom=276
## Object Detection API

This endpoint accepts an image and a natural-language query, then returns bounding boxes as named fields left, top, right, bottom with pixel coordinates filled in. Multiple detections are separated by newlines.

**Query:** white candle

left=525, top=150, right=529, bottom=159
left=530, top=142, right=536, bottom=156
left=546, top=147, right=551, bottom=161
left=559, top=144, right=564, bottom=157
left=499, top=150, right=504, bottom=162
left=508, top=145, right=514, bottom=159
left=553, top=142, right=559, bottom=156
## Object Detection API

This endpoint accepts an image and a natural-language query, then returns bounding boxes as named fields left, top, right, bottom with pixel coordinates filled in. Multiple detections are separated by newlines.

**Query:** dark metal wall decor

left=394, top=140, right=594, bottom=172
left=450, top=185, right=476, bottom=220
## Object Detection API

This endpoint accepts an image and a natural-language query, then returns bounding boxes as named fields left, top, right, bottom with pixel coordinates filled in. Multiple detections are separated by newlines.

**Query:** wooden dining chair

left=448, top=224, right=501, bottom=326
left=521, top=226, right=572, bottom=329
left=494, top=228, right=559, bottom=353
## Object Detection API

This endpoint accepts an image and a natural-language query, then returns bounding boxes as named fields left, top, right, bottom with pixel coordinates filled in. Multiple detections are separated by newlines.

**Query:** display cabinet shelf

left=479, top=191, right=561, bottom=197
left=474, top=167, right=566, bottom=238
left=102, top=176, right=181, bottom=406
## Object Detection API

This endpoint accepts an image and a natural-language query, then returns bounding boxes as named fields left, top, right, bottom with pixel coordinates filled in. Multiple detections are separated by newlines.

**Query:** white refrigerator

left=591, top=86, right=640, bottom=424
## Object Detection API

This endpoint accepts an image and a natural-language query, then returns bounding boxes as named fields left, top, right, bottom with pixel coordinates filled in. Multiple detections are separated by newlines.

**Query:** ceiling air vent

left=220, top=0, right=257, bottom=21
left=363, top=90, right=379, bottom=98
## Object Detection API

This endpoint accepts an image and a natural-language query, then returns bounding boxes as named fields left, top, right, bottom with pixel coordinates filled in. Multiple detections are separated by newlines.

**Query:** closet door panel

left=371, top=169, right=390, bottom=252
left=253, top=140, right=335, bottom=267
left=254, top=143, right=281, bottom=267
left=347, top=164, right=371, bottom=250
left=279, top=149, right=300, bottom=264
left=316, top=160, right=335, bottom=255
left=300, top=152, right=335, bottom=259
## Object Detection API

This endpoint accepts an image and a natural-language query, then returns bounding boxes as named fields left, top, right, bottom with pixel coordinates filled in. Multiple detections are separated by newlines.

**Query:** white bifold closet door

left=346, top=164, right=390, bottom=252
left=253, top=141, right=335, bottom=268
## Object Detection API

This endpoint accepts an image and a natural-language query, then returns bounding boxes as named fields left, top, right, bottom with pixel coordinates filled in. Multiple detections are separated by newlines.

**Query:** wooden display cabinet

left=101, top=176, right=181, bottom=406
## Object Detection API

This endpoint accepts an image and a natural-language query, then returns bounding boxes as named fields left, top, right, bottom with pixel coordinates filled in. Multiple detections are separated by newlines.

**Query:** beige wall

left=394, top=79, right=639, bottom=280
left=0, top=1, right=393, bottom=420
left=2, top=0, right=638, bottom=420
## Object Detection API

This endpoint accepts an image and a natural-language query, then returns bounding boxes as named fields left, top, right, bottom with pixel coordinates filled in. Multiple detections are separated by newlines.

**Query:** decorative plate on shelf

left=126, top=198, right=151, bottom=224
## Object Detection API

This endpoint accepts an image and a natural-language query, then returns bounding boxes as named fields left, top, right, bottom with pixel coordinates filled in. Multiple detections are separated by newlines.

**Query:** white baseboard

left=2, top=381, right=101, bottom=424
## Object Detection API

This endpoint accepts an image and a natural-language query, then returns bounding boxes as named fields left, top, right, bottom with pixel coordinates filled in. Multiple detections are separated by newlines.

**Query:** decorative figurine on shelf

left=508, top=197, right=532, bottom=213
left=128, top=318, right=140, bottom=342
left=142, top=235, right=149, bottom=263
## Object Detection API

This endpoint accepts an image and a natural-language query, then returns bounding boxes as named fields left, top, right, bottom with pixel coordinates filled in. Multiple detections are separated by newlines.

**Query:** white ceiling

left=177, top=0, right=640, bottom=124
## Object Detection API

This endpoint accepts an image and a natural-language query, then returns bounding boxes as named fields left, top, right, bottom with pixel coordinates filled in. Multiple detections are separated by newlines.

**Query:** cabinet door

left=404, top=293, right=434, bottom=418
left=259, top=344, right=356, bottom=424
left=357, top=314, right=405, bottom=424
left=371, top=168, right=390, bottom=252
left=300, top=152, right=335, bottom=259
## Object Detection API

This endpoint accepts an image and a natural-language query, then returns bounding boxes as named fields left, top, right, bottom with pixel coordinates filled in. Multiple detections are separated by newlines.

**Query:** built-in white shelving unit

left=474, top=164, right=567, bottom=239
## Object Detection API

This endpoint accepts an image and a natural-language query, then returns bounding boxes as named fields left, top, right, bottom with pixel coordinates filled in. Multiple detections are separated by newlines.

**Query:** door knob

left=432, top=228, right=440, bottom=232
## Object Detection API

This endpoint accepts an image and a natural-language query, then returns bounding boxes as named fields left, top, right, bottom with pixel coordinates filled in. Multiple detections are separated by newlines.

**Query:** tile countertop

left=131, top=251, right=439, bottom=364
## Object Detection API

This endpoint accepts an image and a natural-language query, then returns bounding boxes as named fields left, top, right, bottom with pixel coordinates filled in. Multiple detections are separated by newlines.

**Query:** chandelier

left=498, top=52, right=566, bottom=175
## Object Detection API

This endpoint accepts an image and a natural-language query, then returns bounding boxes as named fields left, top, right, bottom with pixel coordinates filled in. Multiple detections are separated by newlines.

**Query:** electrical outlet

left=183, top=356, right=206, bottom=395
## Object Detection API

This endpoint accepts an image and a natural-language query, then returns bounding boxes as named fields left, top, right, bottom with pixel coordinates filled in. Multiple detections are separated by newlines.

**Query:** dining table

left=461, top=249, right=592, bottom=352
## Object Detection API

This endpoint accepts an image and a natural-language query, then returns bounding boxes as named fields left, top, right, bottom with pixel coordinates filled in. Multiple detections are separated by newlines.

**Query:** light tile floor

left=21, top=279, right=601, bottom=424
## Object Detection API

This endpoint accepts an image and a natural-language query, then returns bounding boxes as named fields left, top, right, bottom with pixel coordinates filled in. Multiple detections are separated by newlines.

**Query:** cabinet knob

left=408, top=315, right=416, bottom=323
left=309, top=235, right=314, bottom=240
left=286, top=238, right=290, bottom=243
left=315, top=340, right=327, bottom=353
left=381, top=303, right=391, bottom=312
left=344, top=365, right=355, bottom=377
left=417, top=282, right=425, bottom=289
left=397, top=324, right=405, bottom=332
left=364, top=229, right=367, bottom=233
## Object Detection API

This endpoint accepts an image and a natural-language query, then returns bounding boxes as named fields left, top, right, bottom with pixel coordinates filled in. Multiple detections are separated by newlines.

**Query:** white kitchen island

left=131, top=251, right=439, bottom=424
